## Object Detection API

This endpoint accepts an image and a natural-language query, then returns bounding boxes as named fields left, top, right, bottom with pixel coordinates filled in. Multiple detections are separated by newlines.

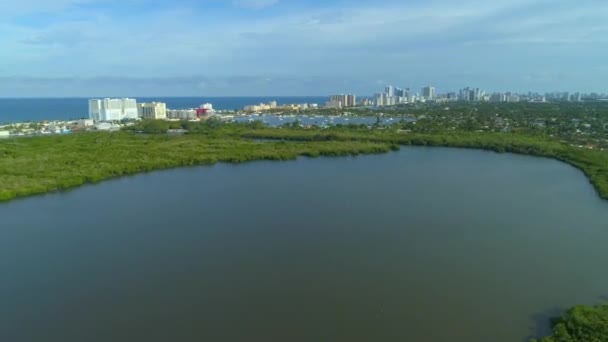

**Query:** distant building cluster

left=166, top=109, right=198, bottom=120
left=243, top=101, right=318, bottom=112
left=167, top=103, right=214, bottom=120
left=368, top=85, right=597, bottom=107
left=244, top=101, right=278, bottom=112
left=88, top=99, right=215, bottom=122
left=326, top=94, right=356, bottom=108
left=375, top=86, right=420, bottom=106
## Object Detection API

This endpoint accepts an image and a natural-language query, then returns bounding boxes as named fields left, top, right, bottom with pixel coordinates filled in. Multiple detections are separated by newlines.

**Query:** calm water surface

left=1, top=148, right=608, bottom=342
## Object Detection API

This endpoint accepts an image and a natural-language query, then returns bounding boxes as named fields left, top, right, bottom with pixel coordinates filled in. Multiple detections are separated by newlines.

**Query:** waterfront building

left=89, top=98, right=138, bottom=121
left=196, top=103, right=214, bottom=118
left=166, top=109, right=198, bottom=120
left=327, top=94, right=356, bottom=108
left=346, top=94, right=356, bottom=107
left=244, top=103, right=270, bottom=112
left=244, top=101, right=277, bottom=112
left=138, top=102, right=167, bottom=120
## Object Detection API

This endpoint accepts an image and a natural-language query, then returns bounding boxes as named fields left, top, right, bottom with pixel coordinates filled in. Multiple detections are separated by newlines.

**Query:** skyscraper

left=328, top=94, right=356, bottom=108
left=346, top=94, right=356, bottom=107
left=374, top=93, right=384, bottom=106
left=422, top=86, right=436, bottom=100
left=385, top=86, right=395, bottom=97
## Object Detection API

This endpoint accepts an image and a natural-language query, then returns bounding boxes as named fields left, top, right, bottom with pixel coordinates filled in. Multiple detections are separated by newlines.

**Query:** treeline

left=242, top=126, right=608, bottom=200
left=123, top=120, right=608, bottom=200
left=0, top=131, right=392, bottom=202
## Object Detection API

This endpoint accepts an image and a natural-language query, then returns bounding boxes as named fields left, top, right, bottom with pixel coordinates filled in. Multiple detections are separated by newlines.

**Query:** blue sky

left=1, top=0, right=607, bottom=97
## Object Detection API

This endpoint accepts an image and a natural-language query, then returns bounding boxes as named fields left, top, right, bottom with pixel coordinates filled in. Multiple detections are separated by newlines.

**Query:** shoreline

left=1, top=128, right=607, bottom=203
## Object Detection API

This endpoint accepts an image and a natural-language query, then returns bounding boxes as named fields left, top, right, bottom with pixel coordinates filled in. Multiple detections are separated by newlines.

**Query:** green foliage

left=1, top=122, right=608, bottom=203
left=242, top=126, right=608, bottom=200
left=0, top=130, right=393, bottom=202
left=532, top=305, right=608, bottom=342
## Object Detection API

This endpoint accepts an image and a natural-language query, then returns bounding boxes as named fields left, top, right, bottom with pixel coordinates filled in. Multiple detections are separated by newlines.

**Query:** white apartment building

left=167, top=109, right=197, bottom=120
left=138, top=102, right=167, bottom=120
left=89, top=98, right=138, bottom=121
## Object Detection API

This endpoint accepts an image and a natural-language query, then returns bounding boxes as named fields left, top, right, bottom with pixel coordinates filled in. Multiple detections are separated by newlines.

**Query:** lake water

left=1, top=148, right=608, bottom=342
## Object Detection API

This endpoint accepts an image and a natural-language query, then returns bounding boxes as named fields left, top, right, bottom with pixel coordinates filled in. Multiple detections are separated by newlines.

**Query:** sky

left=1, top=0, right=607, bottom=97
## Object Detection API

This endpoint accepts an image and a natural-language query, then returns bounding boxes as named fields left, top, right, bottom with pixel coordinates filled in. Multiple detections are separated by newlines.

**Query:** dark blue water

left=1, top=148, right=608, bottom=342
left=0, top=97, right=328, bottom=123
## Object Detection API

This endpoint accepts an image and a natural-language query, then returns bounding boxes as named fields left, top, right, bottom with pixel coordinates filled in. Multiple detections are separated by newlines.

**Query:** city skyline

left=1, top=0, right=608, bottom=97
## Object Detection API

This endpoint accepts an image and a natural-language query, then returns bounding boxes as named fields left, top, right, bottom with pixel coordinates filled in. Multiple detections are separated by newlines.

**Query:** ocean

left=0, top=97, right=328, bottom=124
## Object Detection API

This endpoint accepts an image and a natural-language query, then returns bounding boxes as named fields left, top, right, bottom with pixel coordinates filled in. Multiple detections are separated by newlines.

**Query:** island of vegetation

left=1, top=102, right=607, bottom=340
left=531, top=304, right=608, bottom=342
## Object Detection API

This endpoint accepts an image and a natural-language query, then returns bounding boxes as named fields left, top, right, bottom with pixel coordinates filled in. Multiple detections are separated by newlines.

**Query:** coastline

left=243, top=128, right=608, bottom=200
left=1, top=127, right=607, bottom=203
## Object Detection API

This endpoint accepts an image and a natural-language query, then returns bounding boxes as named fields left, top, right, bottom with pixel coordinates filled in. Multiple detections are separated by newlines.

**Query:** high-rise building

left=346, top=94, right=356, bottom=107
left=422, top=86, right=436, bottom=100
left=460, top=87, right=484, bottom=102
left=385, top=86, right=395, bottom=97
left=138, top=102, right=167, bottom=120
left=327, top=94, right=356, bottom=108
left=89, top=98, right=138, bottom=121
left=374, top=93, right=384, bottom=107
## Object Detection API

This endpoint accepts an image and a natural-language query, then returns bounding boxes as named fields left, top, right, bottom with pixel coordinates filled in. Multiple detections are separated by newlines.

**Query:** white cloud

left=2, top=0, right=607, bottom=94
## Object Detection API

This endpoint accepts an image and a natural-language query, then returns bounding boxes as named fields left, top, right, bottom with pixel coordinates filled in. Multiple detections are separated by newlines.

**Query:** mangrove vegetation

left=2, top=119, right=608, bottom=202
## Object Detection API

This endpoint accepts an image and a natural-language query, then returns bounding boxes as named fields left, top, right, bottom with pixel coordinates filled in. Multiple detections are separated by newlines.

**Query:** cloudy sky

left=1, top=0, right=607, bottom=97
